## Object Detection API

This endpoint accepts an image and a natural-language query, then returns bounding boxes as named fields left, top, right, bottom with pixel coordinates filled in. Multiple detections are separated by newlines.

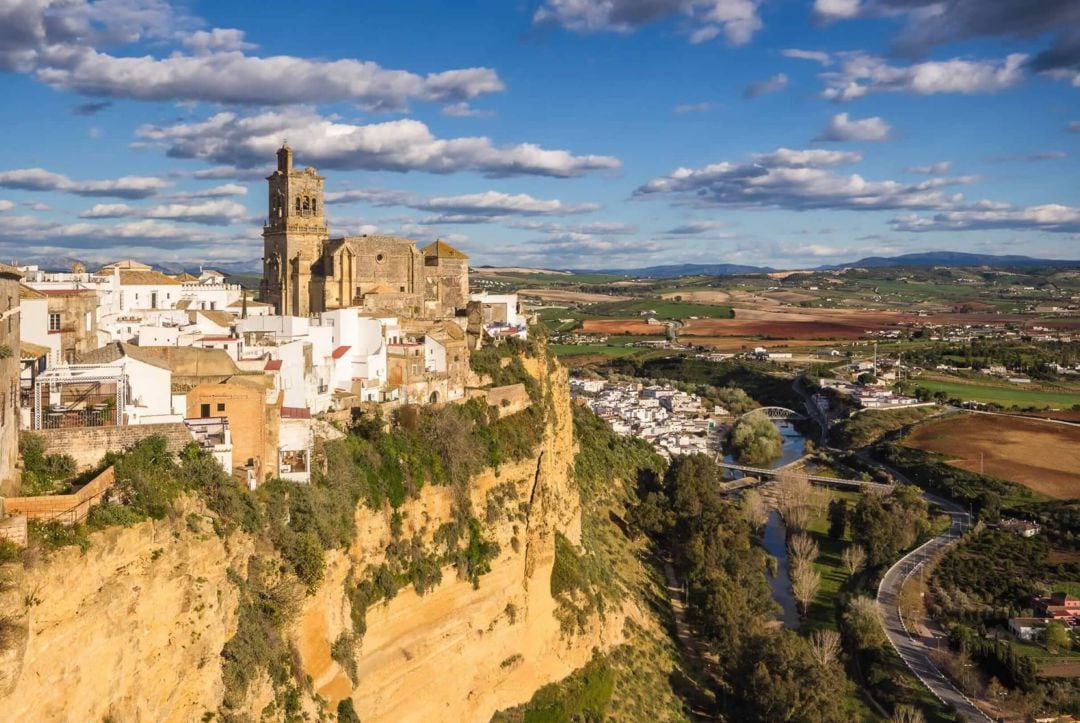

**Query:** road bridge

left=716, top=461, right=891, bottom=492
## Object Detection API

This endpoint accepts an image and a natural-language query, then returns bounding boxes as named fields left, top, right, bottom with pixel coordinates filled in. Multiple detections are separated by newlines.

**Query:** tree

left=791, top=560, right=821, bottom=616
left=741, top=488, right=767, bottom=530
left=844, top=596, right=885, bottom=650
left=827, top=499, right=848, bottom=540
left=841, top=545, right=866, bottom=576
left=729, top=411, right=783, bottom=466
left=789, top=533, right=819, bottom=569
left=1045, top=621, right=1070, bottom=653
left=809, top=628, right=841, bottom=667
left=776, top=470, right=822, bottom=532
left=986, top=677, right=1007, bottom=705
left=734, top=630, right=849, bottom=722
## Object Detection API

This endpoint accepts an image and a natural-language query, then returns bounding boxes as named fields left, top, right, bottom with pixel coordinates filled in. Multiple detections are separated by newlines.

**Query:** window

left=48, top=312, right=61, bottom=331
left=85, top=311, right=92, bottom=331
left=200, top=403, right=210, bottom=418
left=216, top=403, right=225, bottom=412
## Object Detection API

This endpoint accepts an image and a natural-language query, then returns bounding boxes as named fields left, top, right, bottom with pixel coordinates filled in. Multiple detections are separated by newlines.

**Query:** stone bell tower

left=262, top=143, right=328, bottom=316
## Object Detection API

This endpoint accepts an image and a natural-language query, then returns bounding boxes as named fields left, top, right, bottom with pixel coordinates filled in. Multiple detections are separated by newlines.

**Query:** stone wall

left=3, top=466, right=115, bottom=524
left=32, top=423, right=193, bottom=470
left=0, top=515, right=26, bottom=546
left=486, top=383, right=532, bottom=417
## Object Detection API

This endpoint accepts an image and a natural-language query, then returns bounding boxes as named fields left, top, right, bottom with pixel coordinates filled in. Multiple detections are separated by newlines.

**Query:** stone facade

left=32, top=422, right=194, bottom=471
left=260, top=145, right=468, bottom=319
left=44, top=289, right=98, bottom=363
left=1, top=263, right=23, bottom=495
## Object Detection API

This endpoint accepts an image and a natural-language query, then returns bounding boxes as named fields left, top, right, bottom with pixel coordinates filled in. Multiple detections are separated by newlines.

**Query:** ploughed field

left=904, top=414, right=1080, bottom=500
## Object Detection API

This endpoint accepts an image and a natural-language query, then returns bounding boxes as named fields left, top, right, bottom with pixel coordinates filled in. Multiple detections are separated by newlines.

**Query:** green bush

left=87, top=502, right=146, bottom=530
left=729, top=410, right=783, bottom=465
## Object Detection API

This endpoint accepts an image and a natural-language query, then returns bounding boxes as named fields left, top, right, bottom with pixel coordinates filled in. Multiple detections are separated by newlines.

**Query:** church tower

left=262, top=144, right=328, bottom=316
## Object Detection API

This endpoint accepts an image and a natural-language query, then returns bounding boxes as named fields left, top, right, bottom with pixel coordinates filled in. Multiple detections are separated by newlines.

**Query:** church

left=261, top=144, right=469, bottom=318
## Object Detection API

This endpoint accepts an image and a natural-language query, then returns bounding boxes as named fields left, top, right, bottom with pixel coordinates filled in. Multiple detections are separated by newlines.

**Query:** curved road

left=869, top=453, right=991, bottom=722
left=788, top=376, right=989, bottom=720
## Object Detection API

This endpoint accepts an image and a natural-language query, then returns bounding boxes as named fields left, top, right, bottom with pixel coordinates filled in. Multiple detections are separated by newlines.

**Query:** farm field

left=912, top=377, right=1080, bottom=409
left=579, top=319, right=666, bottom=335
left=548, top=344, right=643, bottom=358
left=904, top=414, right=1080, bottom=499
left=584, top=298, right=735, bottom=319
left=517, top=288, right=631, bottom=303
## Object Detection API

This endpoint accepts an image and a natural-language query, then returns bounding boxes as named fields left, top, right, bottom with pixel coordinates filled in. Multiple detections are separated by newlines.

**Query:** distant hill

left=819, top=251, right=1080, bottom=270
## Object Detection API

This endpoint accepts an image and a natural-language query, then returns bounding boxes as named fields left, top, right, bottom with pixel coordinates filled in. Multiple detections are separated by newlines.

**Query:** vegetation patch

left=491, top=651, right=615, bottom=723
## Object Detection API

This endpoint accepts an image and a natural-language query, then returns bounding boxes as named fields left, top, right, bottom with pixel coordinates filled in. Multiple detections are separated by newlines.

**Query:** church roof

left=175, top=272, right=198, bottom=282
left=117, top=269, right=181, bottom=286
left=423, top=239, right=468, bottom=260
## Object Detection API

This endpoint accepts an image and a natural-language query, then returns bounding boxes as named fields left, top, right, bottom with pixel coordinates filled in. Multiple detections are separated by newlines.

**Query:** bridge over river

left=716, top=459, right=891, bottom=493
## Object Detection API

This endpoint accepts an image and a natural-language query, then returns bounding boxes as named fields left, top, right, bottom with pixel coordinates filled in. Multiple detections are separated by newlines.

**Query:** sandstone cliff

left=0, top=347, right=619, bottom=722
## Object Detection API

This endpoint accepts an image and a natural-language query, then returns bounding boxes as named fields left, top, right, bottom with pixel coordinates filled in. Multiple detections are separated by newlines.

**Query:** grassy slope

left=914, top=378, right=1080, bottom=408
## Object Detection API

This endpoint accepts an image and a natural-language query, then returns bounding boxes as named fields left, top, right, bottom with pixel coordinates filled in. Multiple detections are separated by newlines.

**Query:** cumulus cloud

left=0, top=200, right=14, bottom=212
left=136, top=109, right=621, bottom=178
left=893, top=203, right=1080, bottom=234
left=905, top=161, right=952, bottom=175
left=989, top=151, right=1067, bottom=163
left=77, top=198, right=249, bottom=225
left=533, top=0, right=764, bottom=46
left=506, top=219, right=637, bottom=235
left=0, top=167, right=169, bottom=198
left=169, top=183, right=248, bottom=199
left=634, top=146, right=973, bottom=212
left=814, top=112, right=891, bottom=142
left=744, top=73, right=789, bottom=98
left=782, top=48, right=831, bottom=65
left=327, top=188, right=599, bottom=225
left=674, top=101, right=712, bottom=114
left=1, top=1, right=503, bottom=111
left=813, top=0, right=861, bottom=21
left=821, top=52, right=1026, bottom=101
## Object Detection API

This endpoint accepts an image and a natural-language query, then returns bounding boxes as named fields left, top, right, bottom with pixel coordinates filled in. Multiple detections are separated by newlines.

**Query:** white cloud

left=179, top=28, right=256, bottom=54
left=821, top=52, right=1027, bottom=101
left=744, top=73, right=789, bottom=98
left=635, top=147, right=972, bottom=212
left=814, top=112, right=891, bottom=142
left=76, top=198, right=249, bottom=225
left=440, top=102, right=492, bottom=118
left=893, top=203, right=1080, bottom=233
left=0, top=167, right=169, bottom=198
left=1069, top=121, right=1080, bottom=133
left=813, top=0, right=860, bottom=21
left=79, top=203, right=137, bottom=218
left=905, top=161, right=952, bottom=175
left=170, top=183, right=248, bottom=199
left=674, top=101, right=712, bottom=114
left=533, top=0, right=764, bottom=46
left=0, top=200, right=13, bottom=212
left=136, top=109, right=621, bottom=178
left=327, top=188, right=599, bottom=225
left=782, top=48, right=831, bottom=65
left=1, top=1, right=502, bottom=111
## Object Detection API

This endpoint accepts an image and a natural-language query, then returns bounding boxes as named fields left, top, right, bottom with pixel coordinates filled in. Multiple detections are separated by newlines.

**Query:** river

left=724, top=421, right=807, bottom=628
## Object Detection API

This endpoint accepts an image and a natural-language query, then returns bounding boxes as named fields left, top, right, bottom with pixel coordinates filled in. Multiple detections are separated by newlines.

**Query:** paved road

left=872, top=461, right=991, bottom=722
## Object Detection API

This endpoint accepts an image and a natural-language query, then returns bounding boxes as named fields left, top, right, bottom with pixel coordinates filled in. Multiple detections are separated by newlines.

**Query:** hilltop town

left=0, top=146, right=526, bottom=503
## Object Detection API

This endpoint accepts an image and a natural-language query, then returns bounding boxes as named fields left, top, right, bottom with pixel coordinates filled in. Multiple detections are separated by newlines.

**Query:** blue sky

left=0, top=0, right=1077, bottom=271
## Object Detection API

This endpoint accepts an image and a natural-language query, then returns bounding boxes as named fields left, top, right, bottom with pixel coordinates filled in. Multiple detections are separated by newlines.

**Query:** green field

left=914, top=378, right=1080, bottom=409
left=548, top=344, right=644, bottom=358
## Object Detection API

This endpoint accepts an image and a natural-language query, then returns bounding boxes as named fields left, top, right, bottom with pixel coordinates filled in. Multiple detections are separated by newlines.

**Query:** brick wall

left=486, top=383, right=532, bottom=418
left=33, top=423, right=194, bottom=470
left=3, top=466, right=115, bottom=525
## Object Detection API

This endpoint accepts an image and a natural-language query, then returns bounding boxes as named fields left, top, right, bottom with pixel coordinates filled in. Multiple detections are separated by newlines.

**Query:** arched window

left=303, top=197, right=310, bottom=212
left=311, top=199, right=317, bottom=214
left=295, top=197, right=301, bottom=212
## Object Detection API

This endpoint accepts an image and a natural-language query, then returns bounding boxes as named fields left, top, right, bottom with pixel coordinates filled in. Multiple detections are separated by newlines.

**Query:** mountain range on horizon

left=14, top=250, right=1080, bottom=280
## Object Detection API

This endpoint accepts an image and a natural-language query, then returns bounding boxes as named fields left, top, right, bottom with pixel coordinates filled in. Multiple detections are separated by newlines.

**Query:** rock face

left=0, top=348, right=608, bottom=722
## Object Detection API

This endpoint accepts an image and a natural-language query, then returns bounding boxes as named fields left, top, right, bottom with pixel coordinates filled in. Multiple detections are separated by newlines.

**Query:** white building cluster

left=570, top=377, right=726, bottom=459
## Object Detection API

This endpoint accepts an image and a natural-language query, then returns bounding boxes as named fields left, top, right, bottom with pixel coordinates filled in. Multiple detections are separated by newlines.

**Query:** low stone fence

left=30, top=423, right=193, bottom=470
left=2, top=466, right=116, bottom=526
